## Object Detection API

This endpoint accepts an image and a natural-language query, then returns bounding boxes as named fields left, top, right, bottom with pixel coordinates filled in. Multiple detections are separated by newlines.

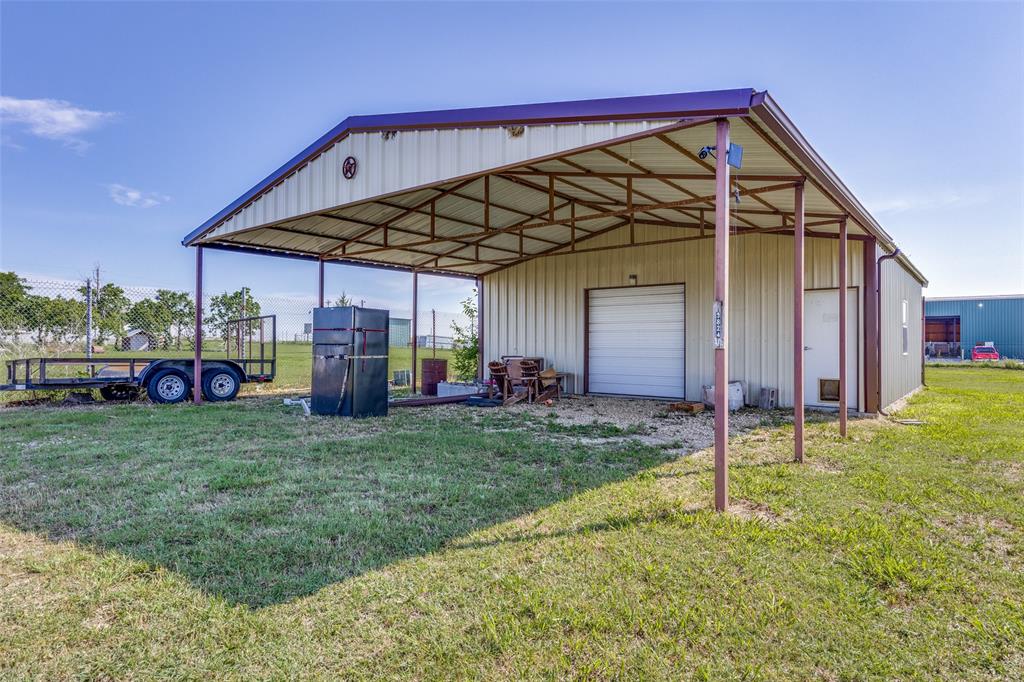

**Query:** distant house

left=925, top=295, right=1024, bottom=360
left=121, top=328, right=156, bottom=351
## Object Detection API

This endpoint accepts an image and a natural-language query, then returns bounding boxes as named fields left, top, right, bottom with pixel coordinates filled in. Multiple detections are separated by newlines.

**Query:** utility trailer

left=1, top=315, right=276, bottom=404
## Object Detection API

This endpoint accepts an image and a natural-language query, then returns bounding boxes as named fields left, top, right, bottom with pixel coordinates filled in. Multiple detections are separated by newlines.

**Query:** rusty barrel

left=420, top=358, right=448, bottom=396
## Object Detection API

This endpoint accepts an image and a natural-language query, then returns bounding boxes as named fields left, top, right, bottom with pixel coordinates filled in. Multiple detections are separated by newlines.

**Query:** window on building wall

left=902, top=299, right=909, bottom=355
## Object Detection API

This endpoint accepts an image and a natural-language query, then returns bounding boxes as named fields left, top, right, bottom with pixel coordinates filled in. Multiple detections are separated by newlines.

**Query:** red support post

left=193, top=245, right=203, bottom=404
left=411, top=272, right=419, bottom=394
left=838, top=217, right=848, bottom=437
left=713, top=118, right=730, bottom=512
left=794, top=182, right=806, bottom=462
left=317, top=257, right=325, bottom=308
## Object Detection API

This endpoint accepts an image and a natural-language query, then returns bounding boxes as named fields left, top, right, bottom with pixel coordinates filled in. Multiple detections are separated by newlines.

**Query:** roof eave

left=182, top=88, right=760, bottom=247
left=750, top=94, right=927, bottom=286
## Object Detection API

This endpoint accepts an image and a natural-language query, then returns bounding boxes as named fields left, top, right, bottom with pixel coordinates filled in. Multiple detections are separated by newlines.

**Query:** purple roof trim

left=183, top=88, right=760, bottom=246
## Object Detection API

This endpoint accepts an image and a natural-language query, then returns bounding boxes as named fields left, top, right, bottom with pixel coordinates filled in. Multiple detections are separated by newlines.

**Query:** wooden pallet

left=667, top=401, right=704, bottom=414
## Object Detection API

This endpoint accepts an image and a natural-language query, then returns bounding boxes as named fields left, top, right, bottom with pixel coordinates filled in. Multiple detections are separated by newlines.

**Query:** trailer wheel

left=202, top=368, right=240, bottom=402
left=100, top=385, right=140, bottom=402
left=147, top=368, right=191, bottom=404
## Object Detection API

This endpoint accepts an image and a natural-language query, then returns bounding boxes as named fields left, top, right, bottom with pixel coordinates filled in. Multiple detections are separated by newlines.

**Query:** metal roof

left=925, top=294, right=1023, bottom=302
left=183, top=88, right=927, bottom=285
left=183, top=89, right=758, bottom=247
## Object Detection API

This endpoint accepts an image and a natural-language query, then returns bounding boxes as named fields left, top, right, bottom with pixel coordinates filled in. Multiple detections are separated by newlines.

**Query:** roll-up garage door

left=587, top=284, right=685, bottom=398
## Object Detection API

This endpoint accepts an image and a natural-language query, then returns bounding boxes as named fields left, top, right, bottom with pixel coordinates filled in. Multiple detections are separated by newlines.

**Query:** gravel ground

left=504, top=395, right=777, bottom=451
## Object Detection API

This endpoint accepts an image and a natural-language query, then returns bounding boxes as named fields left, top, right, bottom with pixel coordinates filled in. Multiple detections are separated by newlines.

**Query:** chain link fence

left=1, top=272, right=469, bottom=393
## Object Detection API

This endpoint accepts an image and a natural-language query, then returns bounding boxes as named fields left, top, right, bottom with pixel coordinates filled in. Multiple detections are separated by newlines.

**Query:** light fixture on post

left=698, top=143, right=744, bottom=169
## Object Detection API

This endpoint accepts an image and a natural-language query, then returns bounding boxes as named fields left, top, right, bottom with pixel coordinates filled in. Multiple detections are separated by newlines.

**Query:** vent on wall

left=819, top=378, right=840, bottom=402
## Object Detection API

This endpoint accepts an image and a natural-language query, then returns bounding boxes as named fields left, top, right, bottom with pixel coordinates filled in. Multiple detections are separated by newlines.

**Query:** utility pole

left=85, top=277, right=93, bottom=359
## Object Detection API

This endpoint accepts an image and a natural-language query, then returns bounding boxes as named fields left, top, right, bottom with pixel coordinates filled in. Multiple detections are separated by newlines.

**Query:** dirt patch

left=82, top=603, right=117, bottom=630
left=976, top=459, right=1023, bottom=483
left=933, top=514, right=1018, bottom=560
left=808, top=457, right=846, bottom=474
left=504, top=395, right=770, bottom=450
left=730, top=499, right=786, bottom=524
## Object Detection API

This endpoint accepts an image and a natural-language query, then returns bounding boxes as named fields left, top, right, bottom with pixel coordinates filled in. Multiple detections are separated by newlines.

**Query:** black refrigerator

left=311, top=306, right=389, bottom=417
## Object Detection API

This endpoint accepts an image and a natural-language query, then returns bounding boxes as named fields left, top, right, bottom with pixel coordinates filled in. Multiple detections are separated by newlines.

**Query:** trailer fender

left=137, top=359, right=248, bottom=387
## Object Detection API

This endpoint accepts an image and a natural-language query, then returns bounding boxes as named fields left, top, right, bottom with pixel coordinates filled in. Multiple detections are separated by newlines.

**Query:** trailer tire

left=202, top=368, right=240, bottom=402
left=147, top=368, right=191, bottom=404
left=100, top=385, right=140, bottom=402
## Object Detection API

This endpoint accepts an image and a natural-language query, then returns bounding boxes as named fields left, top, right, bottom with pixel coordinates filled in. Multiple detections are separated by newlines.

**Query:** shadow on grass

left=0, top=399, right=679, bottom=608
left=447, top=505, right=706, bottom=552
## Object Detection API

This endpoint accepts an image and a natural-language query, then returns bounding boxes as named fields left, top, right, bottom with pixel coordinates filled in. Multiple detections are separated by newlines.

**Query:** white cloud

left=869, top=188, right=992, bottom=215
left=0, top=96, right=116, bottom=152
left=107, top=183, right=170, bottom=209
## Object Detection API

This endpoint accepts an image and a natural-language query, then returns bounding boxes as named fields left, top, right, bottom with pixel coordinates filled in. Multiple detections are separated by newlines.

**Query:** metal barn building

left=925, top=295, right=1024, bottom=360
left=182, top=89, right=926, bottom=510
left=388, top=317, right=412, bottom=347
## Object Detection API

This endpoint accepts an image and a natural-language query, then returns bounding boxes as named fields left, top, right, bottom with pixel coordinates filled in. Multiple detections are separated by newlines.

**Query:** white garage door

left=587, top=284, right=685, bottom=398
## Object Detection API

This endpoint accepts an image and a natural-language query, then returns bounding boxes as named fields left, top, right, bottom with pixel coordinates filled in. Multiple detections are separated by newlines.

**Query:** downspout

left=921, top=295, right=926, bottom=388
left=876, top=248, right=901, bottom=414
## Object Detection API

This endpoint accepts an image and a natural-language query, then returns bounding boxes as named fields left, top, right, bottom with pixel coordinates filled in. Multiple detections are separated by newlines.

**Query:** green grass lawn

left=1, top=367, right=1021, bottom=679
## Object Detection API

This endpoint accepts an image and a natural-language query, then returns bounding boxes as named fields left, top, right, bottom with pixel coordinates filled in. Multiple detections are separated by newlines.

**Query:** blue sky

left=1, top=0, right=1022, bottom=310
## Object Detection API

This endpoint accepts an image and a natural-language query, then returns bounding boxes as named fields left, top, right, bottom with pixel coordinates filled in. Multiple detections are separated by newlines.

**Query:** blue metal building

left=925, top=295, right=1024, bottom=360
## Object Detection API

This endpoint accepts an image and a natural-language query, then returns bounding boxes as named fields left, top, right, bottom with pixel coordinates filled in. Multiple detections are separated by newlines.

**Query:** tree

left=80, top=283, right=130, bottom=347
left=332, top=291, right=353, bottom=307
left=449, top=291, right=479, bottom=381
left=128, top=298, right=173, bottom=349
left=26, top=295, right=86, bottom=344
left=208, top=287, right=261, bottom=343
left=156, top=290, right=195, bottom=349
left=0, top=272, right=30, bottom=337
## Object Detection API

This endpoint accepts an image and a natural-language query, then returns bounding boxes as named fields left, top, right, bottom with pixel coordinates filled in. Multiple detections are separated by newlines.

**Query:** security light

left=697, top=143, right=743, bottom=168
left=727, top=143, right=743, bottom=169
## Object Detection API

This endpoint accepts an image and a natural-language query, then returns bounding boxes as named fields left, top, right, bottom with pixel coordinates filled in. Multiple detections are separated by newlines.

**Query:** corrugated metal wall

left=924, top=297, right=1024, bottom=359
left=880, top=258, right=924, bottom=408
left=208, top=120, right=675, bottom=240
left=482, top=227, right=865, bottom=408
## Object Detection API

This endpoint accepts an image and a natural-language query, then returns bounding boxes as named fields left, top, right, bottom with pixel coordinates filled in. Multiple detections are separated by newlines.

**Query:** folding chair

left=487, top=361, right=509, bottom=400
left=535, top=367, right=561, bottom=403
left=504, top=358, right=540, bottom=405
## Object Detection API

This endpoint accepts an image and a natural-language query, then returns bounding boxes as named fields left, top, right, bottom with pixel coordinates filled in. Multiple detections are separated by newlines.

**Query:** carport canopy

left=182, top=88, right=922, bottom=282
left=183, top=88, right=926, bottom=512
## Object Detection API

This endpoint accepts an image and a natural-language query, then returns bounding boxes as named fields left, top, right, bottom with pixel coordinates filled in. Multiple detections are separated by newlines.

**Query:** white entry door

left=804, top=289, right=859, bottom=409
left=587, top=284, right=685, bottom=398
